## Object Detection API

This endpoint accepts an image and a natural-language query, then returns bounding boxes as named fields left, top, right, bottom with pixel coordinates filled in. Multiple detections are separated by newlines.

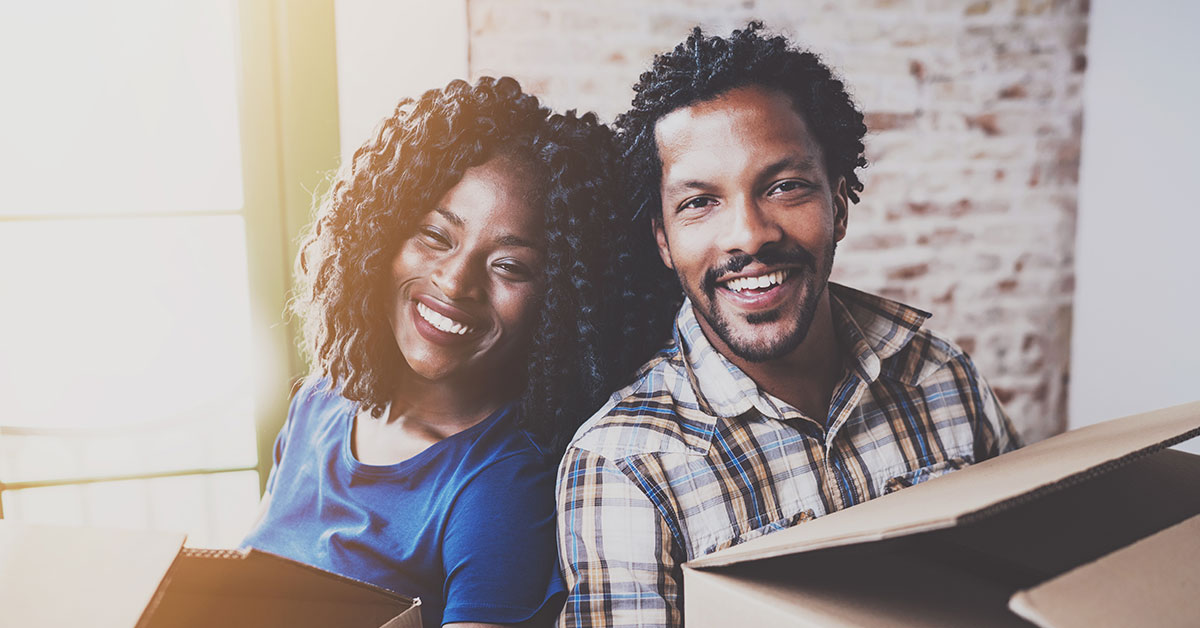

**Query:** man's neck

left=715, top=289, right=844, bottom=426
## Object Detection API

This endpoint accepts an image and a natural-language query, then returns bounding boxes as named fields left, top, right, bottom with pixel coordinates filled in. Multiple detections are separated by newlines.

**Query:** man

left=556, top=22, right=1020, bottom=628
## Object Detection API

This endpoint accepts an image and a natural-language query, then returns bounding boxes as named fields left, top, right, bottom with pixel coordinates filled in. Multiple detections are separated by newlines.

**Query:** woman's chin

left=401, top=358, right=463, bottom=384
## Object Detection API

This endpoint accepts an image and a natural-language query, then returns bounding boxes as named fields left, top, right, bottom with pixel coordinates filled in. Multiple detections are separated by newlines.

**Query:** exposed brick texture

left=468, top=0, right=1088, bottom=443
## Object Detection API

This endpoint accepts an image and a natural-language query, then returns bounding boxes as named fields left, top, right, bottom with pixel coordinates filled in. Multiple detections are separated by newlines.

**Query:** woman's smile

left=412, top=295, right=483, bottom=344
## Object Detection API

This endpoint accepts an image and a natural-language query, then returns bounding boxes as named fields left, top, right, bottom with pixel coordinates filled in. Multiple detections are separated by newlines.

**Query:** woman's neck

left=387, top=371, right=516, bottom=438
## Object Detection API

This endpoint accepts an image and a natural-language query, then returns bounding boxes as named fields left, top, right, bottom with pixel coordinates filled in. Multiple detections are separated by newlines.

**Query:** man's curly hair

left=615, top=20, right=869, bottom=227
left=607, top=22, right=870, bottom=342
left=294, top=76, right=654, bottom=452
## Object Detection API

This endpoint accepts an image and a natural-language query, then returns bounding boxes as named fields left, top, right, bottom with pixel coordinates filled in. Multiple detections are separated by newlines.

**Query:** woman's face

left=387, top=155, right=546, bottom=386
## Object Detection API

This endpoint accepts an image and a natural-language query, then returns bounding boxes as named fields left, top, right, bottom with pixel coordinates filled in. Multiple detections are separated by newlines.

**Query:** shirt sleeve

left=557, top=447, right=683, bottom=628
left=442, top=452, right=566, bottom=625
left=953, top=353, right=1022, bottom=459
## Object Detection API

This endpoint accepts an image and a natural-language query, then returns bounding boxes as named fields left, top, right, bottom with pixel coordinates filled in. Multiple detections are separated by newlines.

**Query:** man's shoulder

left=566, top=347, right=706, bottom=460
left=883, top=323, right=977, bottom=387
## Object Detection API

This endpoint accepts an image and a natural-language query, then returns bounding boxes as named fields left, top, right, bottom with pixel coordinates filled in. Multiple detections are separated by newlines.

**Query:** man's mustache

left=702, top=246, right=817, bottom=295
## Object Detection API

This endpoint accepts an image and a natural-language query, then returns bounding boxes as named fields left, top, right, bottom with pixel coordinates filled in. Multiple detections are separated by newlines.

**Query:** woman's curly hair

left=615, top=20, right=869, bottom=229
left=294, top=76, right=657, bottom=452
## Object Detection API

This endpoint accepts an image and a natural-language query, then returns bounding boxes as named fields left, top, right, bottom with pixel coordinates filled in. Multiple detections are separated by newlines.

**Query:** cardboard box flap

left=0, top=521, right=186, bottom=628
left=688, top=400, right=1200, bottom=569
left=685, top=541, right=1033, bottom=627
left=1008, top=513, right=1200, bottom=628
left=683, top=449, right=1200, bottom=627
left=142, top=547, right=420, bottom=628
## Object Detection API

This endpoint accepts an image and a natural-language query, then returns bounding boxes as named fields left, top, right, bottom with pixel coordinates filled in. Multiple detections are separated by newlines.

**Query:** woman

left=242, top=77, right=650, bottom=627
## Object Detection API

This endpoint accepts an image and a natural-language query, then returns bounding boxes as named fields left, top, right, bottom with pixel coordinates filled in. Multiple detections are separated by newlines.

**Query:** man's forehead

left=654, top=85, right=824, bottom=182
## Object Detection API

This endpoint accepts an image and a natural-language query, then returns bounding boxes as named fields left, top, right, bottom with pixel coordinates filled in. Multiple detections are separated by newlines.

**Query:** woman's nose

left=430, top=253, right=481, bottom=301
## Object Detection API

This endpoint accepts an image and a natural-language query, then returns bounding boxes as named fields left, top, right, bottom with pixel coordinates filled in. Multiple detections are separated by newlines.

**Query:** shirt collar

left=827, top=283, right=931, bottom=383
left=673, top=283, right=931, bottom=422
left=673, top=300, right=765, bottom=420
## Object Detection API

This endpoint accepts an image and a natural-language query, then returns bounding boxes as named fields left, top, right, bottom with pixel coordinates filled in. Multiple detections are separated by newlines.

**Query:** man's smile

left=713, top=266, right=803, bottom=313
left=719, top=268, right=790, bottom=293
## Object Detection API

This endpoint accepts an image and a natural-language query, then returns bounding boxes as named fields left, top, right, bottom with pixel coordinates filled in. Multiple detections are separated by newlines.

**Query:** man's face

left=653, top=85, right=848, bottom=363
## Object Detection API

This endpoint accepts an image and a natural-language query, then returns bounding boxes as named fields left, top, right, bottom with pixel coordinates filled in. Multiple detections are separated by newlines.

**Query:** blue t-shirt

left=242, top=381, right=566, bottom=627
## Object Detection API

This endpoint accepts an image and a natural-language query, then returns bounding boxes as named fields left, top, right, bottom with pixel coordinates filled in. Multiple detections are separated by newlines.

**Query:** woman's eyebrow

left=434, top=208, right=465, bottom=227
left=495, top=234, right=544, bottom=252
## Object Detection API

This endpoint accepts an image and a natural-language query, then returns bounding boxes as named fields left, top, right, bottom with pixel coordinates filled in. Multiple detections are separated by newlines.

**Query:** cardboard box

left=0, top=521, right=421, bottom=628
left=683, top=401, right=1200, bottom=627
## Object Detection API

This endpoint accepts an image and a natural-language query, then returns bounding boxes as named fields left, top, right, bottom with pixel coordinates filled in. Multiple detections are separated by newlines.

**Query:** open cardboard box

left=0, top=521, right=421, bottom=628
left=684, top=401, right=1200, bottom=627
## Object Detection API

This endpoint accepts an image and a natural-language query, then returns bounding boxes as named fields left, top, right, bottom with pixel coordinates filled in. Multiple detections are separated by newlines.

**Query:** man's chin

left=705, top=310, right=808, bottom=363
left=722, top=328, right=806, bottom=362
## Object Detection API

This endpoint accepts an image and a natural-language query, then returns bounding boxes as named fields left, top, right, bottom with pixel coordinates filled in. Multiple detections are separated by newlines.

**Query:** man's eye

left=769, top=180, right=809, bottom=195
left=679, top=196, right=716, bottom=212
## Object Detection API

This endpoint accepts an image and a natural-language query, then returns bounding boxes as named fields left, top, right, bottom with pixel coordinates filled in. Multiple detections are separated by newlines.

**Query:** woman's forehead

left=431, top=157, right=545, bottom=238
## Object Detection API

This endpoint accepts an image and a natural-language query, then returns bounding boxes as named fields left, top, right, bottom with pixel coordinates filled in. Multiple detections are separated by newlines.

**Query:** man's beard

left=682, top=242, right=835, bottom=363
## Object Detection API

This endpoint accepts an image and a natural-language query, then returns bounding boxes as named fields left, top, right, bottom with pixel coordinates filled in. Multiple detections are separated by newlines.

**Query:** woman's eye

left=679, top=196, right=716, bottom=212
left=493, top=259, right=533, bottom=279
left=418, top=227, right=451, bottom=249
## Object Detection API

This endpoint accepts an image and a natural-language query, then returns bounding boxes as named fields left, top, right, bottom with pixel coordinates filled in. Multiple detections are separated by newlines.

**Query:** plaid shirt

left=556, top=283, right=1019, bottom=628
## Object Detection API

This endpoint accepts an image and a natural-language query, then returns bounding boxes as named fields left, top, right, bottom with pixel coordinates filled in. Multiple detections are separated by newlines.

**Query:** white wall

left=333, top=0, right=468, bottom=165
left=1070, top=0, right=1200, bottom=452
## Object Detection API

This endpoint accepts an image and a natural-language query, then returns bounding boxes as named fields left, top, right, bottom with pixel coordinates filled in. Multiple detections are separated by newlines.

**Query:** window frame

left=0, top=0, right=340, bottom=517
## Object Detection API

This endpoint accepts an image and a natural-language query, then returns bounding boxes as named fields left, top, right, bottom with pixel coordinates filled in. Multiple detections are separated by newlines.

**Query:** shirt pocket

left=883, top=455, right=973, bottom=495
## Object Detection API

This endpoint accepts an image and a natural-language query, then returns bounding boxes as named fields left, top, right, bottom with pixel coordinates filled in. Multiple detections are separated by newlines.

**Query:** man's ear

left=652, top=216, right=674, bottom=270
left=833, top=177, right=849, bottom=243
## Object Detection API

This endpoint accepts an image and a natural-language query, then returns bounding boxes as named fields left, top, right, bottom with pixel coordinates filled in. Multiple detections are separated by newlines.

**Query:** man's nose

left=717, top=197, right=784, bottom=256
left=430, top=252, right=481, bottom=301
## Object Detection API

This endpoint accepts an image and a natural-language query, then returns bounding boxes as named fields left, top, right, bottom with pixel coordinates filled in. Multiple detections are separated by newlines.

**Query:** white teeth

left=416, top=302, right=473, bottom=335
left=724, top=270, right=789, bottom=292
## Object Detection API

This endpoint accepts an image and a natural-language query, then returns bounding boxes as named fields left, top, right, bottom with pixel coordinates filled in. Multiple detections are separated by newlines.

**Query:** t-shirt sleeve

left=441, top=452, right=566, bottom=625
left=262, top=382, right=307, bottom=496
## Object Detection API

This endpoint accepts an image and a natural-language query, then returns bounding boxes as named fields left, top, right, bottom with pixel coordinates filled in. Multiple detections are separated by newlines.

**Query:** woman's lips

left=411, top=296, right=483, bottom=345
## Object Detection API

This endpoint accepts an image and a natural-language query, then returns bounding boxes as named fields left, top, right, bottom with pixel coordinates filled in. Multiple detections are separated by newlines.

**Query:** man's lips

left=713, top=267, right=799, bottom=310
left=719, top=268, right=791, bottom=292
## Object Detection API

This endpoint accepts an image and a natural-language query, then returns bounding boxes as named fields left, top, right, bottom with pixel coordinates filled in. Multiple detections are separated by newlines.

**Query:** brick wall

left=468, top=0, right=1089, bottom=443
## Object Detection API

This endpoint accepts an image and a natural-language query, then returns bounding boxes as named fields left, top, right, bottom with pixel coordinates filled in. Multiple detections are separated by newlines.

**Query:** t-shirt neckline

left=340, top=401, right=513, bottom=477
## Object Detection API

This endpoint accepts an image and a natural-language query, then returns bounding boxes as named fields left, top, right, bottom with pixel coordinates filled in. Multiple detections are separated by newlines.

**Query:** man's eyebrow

left=495, top=234, right=544, bottom=252
left=663, top=179, right=715, bottom=194
left=662, top=156, right=822, bottom=194
left=761, top=155, right=821, bottom=179
left=434, top=208, right=464, bottom=227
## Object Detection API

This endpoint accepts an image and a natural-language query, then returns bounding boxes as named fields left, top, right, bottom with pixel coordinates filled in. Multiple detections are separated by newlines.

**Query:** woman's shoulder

left=448, top=432, right=559, bottom=525
left=285, top=376, right=356, bottom=432
left=436, top=408, right=555, bottom=502
left=291, top=376, right=351, bottom=407
left=465, top=405, right=557, bottom=469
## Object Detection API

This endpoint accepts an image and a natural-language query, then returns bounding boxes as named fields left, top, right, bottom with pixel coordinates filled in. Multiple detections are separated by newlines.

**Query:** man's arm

left=952, top=352, right=1022, bottom=459
left=557, top=447, right=683, bottom=628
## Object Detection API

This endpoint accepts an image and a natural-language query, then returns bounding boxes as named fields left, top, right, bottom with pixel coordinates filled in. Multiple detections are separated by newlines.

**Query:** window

left=0, top=0, right=339, bottom=547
